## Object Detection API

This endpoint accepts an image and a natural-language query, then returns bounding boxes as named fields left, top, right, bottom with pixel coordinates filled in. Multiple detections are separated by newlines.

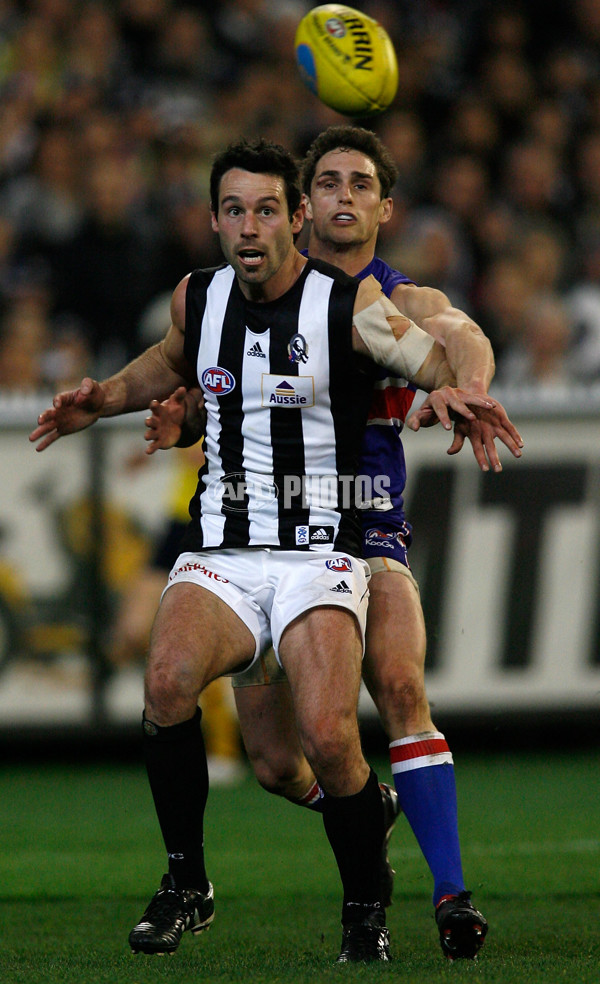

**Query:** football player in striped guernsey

left=147, top=128, right=524, bottom=961
left=30, top=138, right=508, bottom=964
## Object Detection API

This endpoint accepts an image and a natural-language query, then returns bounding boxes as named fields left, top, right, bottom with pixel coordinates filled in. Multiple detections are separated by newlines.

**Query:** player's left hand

left=445, top=401, right=524, bottom=471
left=144, top=385, right=205, bottom=453
left=407, top=393, right=524, bottom=472
left=406, top=386, right=495, bottom=434
left=144, top=386, right=187, bottom=453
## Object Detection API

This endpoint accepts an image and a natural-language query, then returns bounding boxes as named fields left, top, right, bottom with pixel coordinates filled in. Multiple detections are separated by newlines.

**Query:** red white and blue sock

left=390, top=731, right=464, bottom=907
left=289, top=779, right=324, bottom=811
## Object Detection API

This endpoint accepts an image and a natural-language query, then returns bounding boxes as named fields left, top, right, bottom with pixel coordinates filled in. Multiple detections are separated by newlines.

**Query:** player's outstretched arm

left=144, top=386, right=206, bottom=454
left=352, top=276, right=496, bottom=428
left=29, top=276, right=196, bottom=453
left=391, top=282, right=524, bottom=468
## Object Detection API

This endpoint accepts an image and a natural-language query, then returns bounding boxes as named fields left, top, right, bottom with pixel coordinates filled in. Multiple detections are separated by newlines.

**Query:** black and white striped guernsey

left=179, top=257, right=376, bottom=556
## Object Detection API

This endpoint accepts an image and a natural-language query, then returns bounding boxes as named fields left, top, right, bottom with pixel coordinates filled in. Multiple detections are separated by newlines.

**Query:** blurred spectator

left=500, top=140, right=571, bottom=223
left=431, top=153, right=490, bottom=230
left=513, top=221, right=571, bottom=294
left=567, top=225, right=600, bottom=381
left=475, top=256, right=535, bottom=361
left=40, top=316, right=93, bottom=391
left=444, top=92, right=500, bottom=165
left=377, top=109, right=428, bottom=201
left=55, top=153, right=160, bottom=374
left=0, top=294, right=50, bottom=391
left=381, top=208, right=473, bottom=311
left=0, top=122, right=84, bottom=265
left=494, top=292, right=580, bottom=387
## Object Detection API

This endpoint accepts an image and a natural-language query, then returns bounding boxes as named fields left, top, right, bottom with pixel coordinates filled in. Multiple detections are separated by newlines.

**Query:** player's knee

left=299, top=712, right=355, bottom=776
left=145, top=660, right=201, bottom=725
left=247, top=747, right=304, bottom=796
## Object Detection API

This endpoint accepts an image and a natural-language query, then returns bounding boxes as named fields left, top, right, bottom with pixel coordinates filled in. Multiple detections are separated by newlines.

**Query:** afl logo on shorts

left=326, top=556, right=353, bottom=573
left=202, top=367, right=236, bottom=395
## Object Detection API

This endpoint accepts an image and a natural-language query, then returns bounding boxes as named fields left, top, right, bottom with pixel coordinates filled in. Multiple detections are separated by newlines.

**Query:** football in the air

left=295, top=4, right=398, bottom=117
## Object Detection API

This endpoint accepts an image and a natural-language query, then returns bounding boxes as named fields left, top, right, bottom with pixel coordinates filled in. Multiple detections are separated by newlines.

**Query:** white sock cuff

left=389, top=731, right=453, bottom=774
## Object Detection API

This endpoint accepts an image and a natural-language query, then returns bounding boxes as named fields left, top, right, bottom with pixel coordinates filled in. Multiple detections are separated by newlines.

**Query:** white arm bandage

left=353, top=296, right=435, bottom=380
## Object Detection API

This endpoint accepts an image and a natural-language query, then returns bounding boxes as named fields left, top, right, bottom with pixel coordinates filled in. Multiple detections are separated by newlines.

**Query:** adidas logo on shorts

left=330, top=580, right=351, bottom=594
left=247, top=341, right=266, bottom=358
left=310, top=527, right=330, bottom=541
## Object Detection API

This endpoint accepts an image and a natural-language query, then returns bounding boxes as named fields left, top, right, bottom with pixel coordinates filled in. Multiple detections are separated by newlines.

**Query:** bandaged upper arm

left=353, top=295, right=435, bottom=380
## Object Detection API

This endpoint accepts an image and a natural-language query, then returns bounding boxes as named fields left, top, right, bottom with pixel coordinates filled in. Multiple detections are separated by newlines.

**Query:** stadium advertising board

left=0, top=398, right=599, bottom=725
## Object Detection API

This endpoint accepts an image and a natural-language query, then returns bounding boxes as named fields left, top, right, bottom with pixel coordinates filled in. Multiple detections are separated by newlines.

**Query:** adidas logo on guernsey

left=311, top=527, right=330, bottom=541
left=331, top=580, right=351, bottom=594
left=247, top=341, right=266, bottom=358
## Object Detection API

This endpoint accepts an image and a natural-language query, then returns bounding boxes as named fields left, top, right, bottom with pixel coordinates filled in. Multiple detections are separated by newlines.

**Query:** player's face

left=212, top=169, right=304, bottom=297
left=307, top=148, right=392, bottom=249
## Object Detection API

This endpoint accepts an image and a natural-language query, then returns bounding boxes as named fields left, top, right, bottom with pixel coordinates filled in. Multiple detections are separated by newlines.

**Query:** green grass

left=0, top=752, right=598, bottom=983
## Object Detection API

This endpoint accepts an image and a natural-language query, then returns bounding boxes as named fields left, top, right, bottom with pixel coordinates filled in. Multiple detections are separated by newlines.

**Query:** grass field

left=0, top=750, right=598, bottom=984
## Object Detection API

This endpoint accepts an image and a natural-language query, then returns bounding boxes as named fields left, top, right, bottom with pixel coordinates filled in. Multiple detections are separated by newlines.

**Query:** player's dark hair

left=302, top=125, right=399, bottom=198
left=210, top=138, right=302, bottom=218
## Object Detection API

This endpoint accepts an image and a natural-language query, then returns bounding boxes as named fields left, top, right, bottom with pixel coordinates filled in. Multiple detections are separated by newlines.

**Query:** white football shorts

left=163, top=548, right=370, bottom=677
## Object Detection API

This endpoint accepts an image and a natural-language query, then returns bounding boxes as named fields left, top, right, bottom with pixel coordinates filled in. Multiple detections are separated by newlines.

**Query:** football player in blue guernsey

left=145, top=127, right=523, bottom=961
left=234, top=126, right=504, bottom=960
left=30, top=137, right=513, bottom=965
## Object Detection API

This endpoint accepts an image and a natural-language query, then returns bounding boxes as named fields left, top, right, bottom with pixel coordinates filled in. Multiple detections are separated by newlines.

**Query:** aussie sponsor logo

left=261, top=374, right=315, bottom=407
left=202, top=366, right=236, bottom=395
left=326, top=557, right=353, bottom=573
left=169, top=561, right=229, bottom=583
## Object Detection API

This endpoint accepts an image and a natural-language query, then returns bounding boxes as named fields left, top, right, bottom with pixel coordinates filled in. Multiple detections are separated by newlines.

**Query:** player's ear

left=210, top=210, right=219, bottom=232
left=303, top=194, right=313, bottom=220
left=379, top=197, right=393, bottom=225
left=291, top=200, right=305, bottom=236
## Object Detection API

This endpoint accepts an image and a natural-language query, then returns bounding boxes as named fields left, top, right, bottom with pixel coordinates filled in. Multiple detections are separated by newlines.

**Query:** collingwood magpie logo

left=247, top=341, right=266, bottom=358
left=288, top=333, right=309, bottom=364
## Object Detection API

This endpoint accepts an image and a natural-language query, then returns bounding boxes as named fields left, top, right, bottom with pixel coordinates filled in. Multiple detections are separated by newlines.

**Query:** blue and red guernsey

left=356, top=256, right=416, bottom=526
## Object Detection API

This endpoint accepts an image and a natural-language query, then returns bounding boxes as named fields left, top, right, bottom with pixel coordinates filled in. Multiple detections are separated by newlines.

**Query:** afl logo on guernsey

left=202, top=367, right=236, bottom=395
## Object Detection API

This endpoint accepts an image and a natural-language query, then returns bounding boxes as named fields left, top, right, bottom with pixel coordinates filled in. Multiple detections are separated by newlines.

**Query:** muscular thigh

left=279, top=606, right=363, bottom=725
left=278, top=606, right=368, bottom=793
left=149, top=582, right=256, bottom=694
left=363, top=570, right=426, bottom=688
left=361, top=570, right=433, bottom=736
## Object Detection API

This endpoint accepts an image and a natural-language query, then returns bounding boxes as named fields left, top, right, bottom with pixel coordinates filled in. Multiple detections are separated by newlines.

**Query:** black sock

left=142, top=707, right=210, bottom=892
left=322, top=768, right=385, bottom=919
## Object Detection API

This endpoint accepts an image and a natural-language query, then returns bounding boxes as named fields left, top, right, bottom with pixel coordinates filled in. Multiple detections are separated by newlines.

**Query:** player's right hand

left=29, top=377, right=106, bottom=451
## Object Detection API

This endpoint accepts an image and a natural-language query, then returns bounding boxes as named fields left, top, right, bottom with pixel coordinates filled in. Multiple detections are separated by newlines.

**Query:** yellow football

left=295, top=4, right=398, bottom=117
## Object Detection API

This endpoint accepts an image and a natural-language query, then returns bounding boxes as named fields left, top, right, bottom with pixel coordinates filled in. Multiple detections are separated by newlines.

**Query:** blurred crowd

left=2, top=0, right=600, bottom=392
